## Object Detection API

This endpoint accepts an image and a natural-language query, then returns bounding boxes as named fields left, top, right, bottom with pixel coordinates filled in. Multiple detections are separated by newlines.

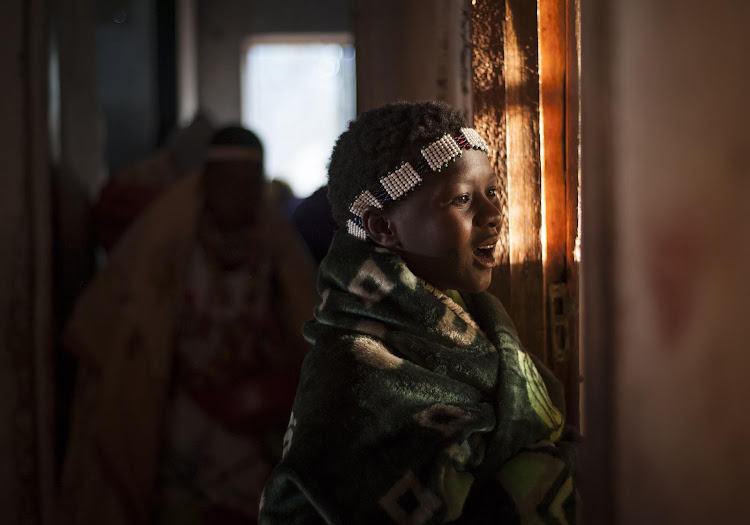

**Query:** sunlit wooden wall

left=471, top=0, right=580, bottom=425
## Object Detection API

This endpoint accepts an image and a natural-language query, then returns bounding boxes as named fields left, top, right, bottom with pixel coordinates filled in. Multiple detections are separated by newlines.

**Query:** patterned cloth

left=155, top=243, right=287, bottom=523
left=259, top=230, right=578, bottom=524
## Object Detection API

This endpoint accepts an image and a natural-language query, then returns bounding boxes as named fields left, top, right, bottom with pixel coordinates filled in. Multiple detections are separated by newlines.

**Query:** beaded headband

left=346, top=127, right=490, bottom=239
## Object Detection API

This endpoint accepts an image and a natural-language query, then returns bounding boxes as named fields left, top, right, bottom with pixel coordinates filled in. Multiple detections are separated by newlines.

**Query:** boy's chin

left=464, top=274, right=493, bottom=294
left=461, top=281, right=491, bottom=294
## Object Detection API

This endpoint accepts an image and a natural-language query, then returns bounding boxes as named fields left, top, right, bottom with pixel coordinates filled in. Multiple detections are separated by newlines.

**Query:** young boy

left=259, top=102, right=577, bottom=524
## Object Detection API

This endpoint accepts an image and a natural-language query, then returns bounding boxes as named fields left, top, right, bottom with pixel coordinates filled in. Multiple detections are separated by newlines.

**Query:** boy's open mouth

left=473, top=242, right=497, bottom=268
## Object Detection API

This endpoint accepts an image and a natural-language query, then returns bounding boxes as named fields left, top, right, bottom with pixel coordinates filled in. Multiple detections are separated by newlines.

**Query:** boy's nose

left=475, top=196, right=502, bottom=228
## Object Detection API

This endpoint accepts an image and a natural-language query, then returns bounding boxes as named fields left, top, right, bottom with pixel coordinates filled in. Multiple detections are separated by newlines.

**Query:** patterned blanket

left=260, top=231, right=578, bottom=524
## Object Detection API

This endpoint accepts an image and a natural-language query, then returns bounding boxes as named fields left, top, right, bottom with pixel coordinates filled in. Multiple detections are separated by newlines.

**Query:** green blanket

left=260, top=231, right=578, bottom=524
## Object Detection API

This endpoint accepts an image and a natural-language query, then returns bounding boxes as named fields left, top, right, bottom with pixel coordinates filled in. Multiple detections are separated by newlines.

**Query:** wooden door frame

left=580, top=0, right=616, bottom=521
left=472, top=0, right=618, bottom=516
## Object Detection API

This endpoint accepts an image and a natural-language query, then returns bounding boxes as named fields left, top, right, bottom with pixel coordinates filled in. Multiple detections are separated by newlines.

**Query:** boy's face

left=385, top=149, right=501, bottom=293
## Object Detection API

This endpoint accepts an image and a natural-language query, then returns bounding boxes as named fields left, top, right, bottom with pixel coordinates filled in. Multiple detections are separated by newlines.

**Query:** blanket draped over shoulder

left=260, top=231, right=578, bottom=524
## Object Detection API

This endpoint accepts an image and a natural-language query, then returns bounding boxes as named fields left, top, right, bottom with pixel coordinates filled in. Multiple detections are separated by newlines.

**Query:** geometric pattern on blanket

left=347, top=258, right=395, bottom=306
left=496, top=443, right=577, bottom=524
left=281, top=411, right=296, bottom=458
left=379, top=470, right=442, bottom=525
left=423, top=280, right=482, bottom=347
left=350, top=335, right=404, bottom=370
left=414, top=404, right=475, bottom=439
left=258, top=230, right=577, bottom=524
left=516, top=348, right=564, bottom=440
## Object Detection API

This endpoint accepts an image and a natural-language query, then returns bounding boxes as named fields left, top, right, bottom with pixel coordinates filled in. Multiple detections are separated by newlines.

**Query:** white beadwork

left=349, top=190, right=383, bottom=217
left=380, top=162, right=422, bottom=200
left=344, top=128, right=490, bottom=238
left=421, top=134, right=462, bottom=171
left=347, top=219, right=368, bottom=240
left=460, top=127, right=489, bottom=151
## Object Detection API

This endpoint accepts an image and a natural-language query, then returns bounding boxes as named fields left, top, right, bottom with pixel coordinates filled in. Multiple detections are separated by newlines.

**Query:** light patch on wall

left=574, top=0, right=582, bottom=265
left=502, top=7, right=539, bottom=263
left=540, top=137, right=548, bottom=264
left=241, top=33, right=356, bottom=198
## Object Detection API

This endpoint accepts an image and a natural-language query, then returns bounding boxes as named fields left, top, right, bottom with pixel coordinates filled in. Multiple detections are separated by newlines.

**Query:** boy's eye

left=487, top=187, right=498, bottom=198
left=452, top=194, right=470, bottom=205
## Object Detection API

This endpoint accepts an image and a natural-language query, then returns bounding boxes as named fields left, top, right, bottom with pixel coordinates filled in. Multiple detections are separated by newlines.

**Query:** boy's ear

left=361, top=207, right=400, bottom=249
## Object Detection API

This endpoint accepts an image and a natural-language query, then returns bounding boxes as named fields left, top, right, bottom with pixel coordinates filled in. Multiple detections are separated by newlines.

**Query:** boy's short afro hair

left=327, top=100, right=467, bottom=226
